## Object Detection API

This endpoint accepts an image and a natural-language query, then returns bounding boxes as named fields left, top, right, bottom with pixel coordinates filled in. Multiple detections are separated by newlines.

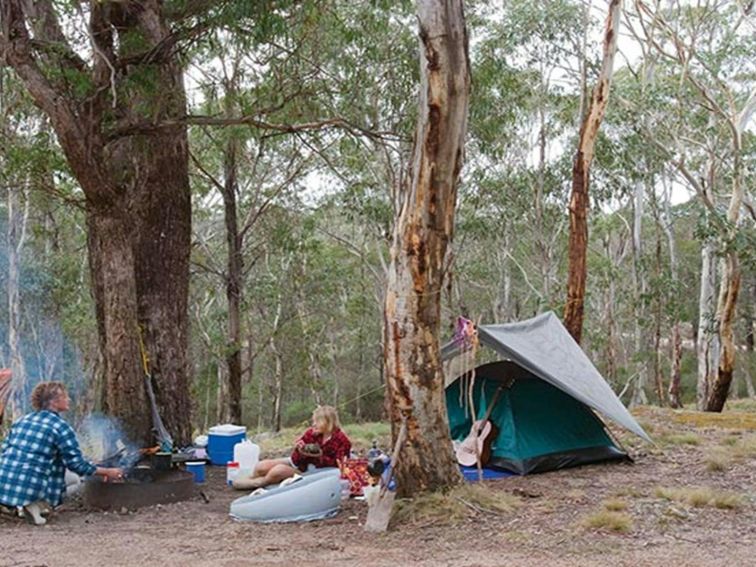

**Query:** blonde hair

left=31, top=381, right=67, bottom=411
left=312, top=406, right=340, bottom=433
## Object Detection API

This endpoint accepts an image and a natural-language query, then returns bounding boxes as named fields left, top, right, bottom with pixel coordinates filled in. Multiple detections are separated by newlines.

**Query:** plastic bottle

left=226, top=461, right=240, bottom=486
left=233, top=440, right=260, bottom=477
left=367, top=440, right=381, bottom=460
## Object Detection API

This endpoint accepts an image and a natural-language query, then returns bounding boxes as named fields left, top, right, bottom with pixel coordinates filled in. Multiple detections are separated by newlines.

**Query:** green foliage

left=4, top=0, right=755, bottom=435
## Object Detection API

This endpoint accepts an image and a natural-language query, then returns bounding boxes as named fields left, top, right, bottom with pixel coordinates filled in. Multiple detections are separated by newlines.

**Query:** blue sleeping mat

left=460, top=465, right=515, bottom=482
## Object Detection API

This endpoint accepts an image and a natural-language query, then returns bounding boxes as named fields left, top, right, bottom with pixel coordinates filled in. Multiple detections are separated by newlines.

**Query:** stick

left=380, top=418, right=408, bottom=497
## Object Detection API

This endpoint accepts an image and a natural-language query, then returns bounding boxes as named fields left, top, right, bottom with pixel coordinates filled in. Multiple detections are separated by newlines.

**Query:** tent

left=442, top=312, right=651, bottom=475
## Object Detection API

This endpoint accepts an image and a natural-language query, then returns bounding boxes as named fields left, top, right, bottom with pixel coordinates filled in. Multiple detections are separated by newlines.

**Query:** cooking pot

left=152, top=452, right=173, bottom=471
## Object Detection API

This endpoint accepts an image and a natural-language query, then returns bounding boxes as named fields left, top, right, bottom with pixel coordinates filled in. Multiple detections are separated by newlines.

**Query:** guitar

left=455, top=387, right=503, bottom=467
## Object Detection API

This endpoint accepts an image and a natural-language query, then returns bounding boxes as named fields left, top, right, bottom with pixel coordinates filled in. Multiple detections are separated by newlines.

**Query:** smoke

left=76, top=413, right=142, bottom=468
left=0, top=216, right=95, bottom=424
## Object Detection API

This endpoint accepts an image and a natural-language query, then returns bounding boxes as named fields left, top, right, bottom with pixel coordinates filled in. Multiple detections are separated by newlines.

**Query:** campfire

left=84, top=445, right=196, bottom=511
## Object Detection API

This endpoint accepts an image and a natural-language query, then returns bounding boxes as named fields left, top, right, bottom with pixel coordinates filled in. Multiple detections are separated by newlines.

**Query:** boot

left=23, top=501, right=47, bottom=526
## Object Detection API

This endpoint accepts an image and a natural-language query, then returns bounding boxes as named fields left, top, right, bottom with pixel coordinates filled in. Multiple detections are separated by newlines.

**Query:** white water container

left=233, top=440, right=260, bottom=475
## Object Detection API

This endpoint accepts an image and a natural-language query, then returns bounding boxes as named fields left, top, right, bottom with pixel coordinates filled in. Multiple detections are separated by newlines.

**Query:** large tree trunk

left=2, top=1, right=192, bottom=444
left=564, top=0, right=622, bottom=343
left=126, top=13, right=192, bottom=445
left=704, top=135, right=745, bottom=411
left=383, top=0, right=470, bottom=497
left=87, top=209, right=150, bottom=443
left=129, top=127, right=192, bottom=444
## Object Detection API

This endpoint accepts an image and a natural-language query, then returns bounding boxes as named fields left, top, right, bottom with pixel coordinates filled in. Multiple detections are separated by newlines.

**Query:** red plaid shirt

left=290, top=427, right=351, bottom=471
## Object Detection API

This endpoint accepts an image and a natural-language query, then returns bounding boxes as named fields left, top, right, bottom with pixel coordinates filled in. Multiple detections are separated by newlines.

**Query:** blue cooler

left=208, top=424, right=246, bottom=466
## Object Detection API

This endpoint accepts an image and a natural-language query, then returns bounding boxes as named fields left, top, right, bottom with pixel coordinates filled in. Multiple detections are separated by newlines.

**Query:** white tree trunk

left=630, top=179, right=648, bottom=407
left=697, top=240, right=718, bottom=409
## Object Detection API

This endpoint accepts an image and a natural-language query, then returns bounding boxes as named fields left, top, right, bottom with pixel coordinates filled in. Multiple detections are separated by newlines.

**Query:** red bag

left=339, top=458, right=370, bottom=497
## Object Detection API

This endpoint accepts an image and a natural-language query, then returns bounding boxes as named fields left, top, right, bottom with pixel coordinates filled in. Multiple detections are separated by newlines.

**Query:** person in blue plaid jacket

left=0, top=381, right=123, bottom=524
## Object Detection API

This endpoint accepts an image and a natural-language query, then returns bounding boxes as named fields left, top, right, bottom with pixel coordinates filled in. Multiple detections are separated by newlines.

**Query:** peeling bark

left=564, top=0, right=623, bottom=344
left=383, top=0, right=470, bottom=496
left=705, top=143, right=745, bottom=411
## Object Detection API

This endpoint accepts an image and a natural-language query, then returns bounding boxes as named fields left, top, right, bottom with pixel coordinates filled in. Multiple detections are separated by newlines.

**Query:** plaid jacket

left=290, top=427, right=351, bottom=471
left=0, top=410, right=96, bottom=507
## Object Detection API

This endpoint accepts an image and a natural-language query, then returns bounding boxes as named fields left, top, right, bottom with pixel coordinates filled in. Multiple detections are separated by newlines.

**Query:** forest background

left=0, top=0, right=754, bottom=438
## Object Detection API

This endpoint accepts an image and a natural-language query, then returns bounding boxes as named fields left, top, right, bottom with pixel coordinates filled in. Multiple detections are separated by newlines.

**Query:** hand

left=108, top=468, right=124, bottom=481
left=299, top=443, right=323, bottom=457
left=97, top=467, right=124, bottom=482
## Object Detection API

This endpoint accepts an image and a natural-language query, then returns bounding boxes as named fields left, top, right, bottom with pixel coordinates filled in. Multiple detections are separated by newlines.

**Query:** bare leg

left=236, top=463, right=297, bottom=489
left=233, top=458, right=290, bottom=490
left=262, top=464, right=297, bottom=486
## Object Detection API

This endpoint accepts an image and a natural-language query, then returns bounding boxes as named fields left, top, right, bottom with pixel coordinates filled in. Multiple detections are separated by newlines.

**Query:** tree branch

left=107, top=115, right=405, bottom=143
left=1, top=0, right=113, bottom=205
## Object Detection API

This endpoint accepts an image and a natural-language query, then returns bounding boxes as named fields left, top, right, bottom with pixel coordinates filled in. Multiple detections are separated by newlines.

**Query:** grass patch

left=655, top=486, right=745, bottom=509
left=721, top=435, right=741, bottom=446
left=732, top=434, right=756, bottom=459
left=254, top=421, right=391, bottom=456
left=728, top=399, right=756, bottom=413
left=501, top=530, right=531, bottom=544
left=392, top=484, right=519, bottom=526
left=565, top=489, right=586, bottom=500
left=670, top=410, right=756, bottom=431
left=704, top=450, right=731, bottom=472
left=602, top=498, right=628, bottom=511
left=613, top=486, right=642, bottom=498
left=659, top=432, right=701, bottom=446
left=582, top=510, right=633, bottom=533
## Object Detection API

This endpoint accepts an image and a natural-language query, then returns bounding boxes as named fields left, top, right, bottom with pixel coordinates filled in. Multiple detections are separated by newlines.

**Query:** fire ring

left=83, top=468, right=196, bottom=510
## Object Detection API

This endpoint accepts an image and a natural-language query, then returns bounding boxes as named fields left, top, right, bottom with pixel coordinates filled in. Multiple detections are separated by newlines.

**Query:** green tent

left=443, top=312, right=651, bottom=475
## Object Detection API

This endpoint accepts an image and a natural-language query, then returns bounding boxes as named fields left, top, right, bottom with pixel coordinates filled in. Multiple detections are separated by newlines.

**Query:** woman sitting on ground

left=233, top=405, right=351, bottom=490
left=0, top=382, right=123, bottom=525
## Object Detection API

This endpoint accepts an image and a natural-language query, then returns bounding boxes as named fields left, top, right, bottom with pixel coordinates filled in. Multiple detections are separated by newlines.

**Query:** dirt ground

left=2, top=406, right=755, bottom=567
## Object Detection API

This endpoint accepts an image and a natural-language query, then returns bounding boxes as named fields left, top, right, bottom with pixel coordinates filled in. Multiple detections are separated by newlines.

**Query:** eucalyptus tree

left=455, top=0, right=585, bottom=322
left=635, top=0, right=756, bottom=410
left=564, top=0, right=623, bottom=344
left=0, top=0, right=203, bottom=442
left=1, top=0, right=359, bottom=441
left=383, top=0, right=470, bottom=495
